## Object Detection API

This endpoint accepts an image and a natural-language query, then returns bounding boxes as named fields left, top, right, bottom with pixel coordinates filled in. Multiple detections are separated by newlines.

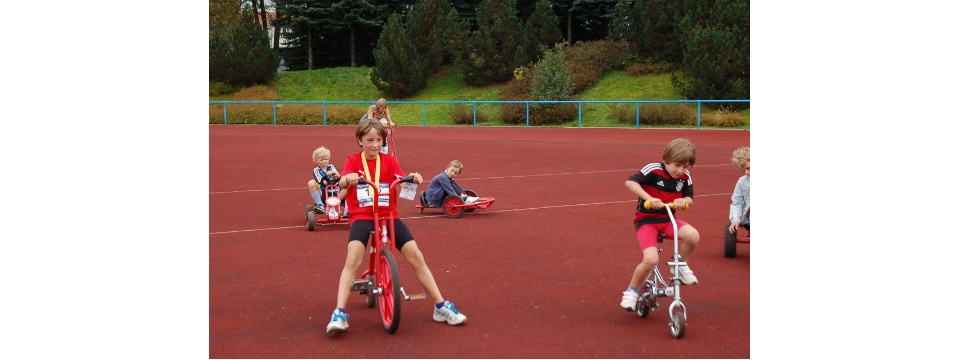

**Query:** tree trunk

left=258, top=0, right=268, bottom=31
left=350, top=25, right=356, bottom=67
left=249, top=0, right=260, bottom=25
left=308, top=27, right=314, bottom=70
left=273, top=22, right=280, bottom=54
left=567, top=13, right=572, bottom=44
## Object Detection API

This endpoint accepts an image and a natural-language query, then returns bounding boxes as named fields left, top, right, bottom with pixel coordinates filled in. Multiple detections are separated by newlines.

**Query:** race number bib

left=357, top=182, right=390, bottom=207
left=399, top=182, right=417, bottom=200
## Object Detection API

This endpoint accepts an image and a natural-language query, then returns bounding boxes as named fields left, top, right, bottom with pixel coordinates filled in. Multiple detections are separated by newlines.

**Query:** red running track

left=210, top=125, right=750, bottom=358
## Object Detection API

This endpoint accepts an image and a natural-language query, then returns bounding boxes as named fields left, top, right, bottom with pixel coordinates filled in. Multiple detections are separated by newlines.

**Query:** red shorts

left=636, top=220, right=688, bottom=250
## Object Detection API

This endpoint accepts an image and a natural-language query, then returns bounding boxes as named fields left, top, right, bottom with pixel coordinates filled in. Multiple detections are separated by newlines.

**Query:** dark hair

left=663, top=138, right=696, bottom=166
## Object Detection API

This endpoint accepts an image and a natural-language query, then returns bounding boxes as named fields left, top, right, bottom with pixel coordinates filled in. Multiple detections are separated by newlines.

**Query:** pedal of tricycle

left=400, top=287, right=426, bottom=301
left=351, top=279, right=371, bottom=292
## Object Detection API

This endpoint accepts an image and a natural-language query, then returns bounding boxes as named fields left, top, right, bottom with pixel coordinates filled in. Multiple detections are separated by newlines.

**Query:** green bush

left=609, top=103, right=638, bottom=124
left=499, top=66, right=534, bottom=124
left=565, top=40, right=628, bottom=93
left=209, top=82, right=238, bottom=97
left=625, top=60, right=673, bottom=76
left=638, top=103, right=695, bottom=126
left=449, top=104, right=489, bottom=125
left=701, top=107, right=746, bottom=127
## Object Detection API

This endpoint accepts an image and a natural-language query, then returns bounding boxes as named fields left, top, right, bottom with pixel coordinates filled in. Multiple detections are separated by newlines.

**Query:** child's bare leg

left=399, top=241, right=444, bottom=303
left=336, top=241, right=366, bottom=308
left=676, top=225, right=700, bottom=261
left=629, top=247, right=659, bottom=288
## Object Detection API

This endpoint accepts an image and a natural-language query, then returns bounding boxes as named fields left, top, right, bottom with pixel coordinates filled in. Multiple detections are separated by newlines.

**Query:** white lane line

left=210, top=164, right=731, bottom=194
left=209, top=192, right=733, bottom=236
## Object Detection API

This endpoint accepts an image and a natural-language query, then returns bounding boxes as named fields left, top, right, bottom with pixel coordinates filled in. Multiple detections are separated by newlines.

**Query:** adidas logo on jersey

left=657, top=180, right=665, bottom=187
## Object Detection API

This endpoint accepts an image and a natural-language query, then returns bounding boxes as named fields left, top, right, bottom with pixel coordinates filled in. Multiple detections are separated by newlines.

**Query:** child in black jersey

left=619, top=138, right=702, bottom=312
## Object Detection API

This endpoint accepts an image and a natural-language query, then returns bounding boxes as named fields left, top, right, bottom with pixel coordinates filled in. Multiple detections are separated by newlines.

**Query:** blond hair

left=312, top=146, right=330, bottom=162
left=448, top=160, right=463, bottom=171
left=731, top=147, right=750, bottom=169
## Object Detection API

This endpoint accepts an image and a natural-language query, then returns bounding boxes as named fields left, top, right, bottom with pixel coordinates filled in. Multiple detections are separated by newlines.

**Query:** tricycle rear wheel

left=442, top=195, right=465, bottom=218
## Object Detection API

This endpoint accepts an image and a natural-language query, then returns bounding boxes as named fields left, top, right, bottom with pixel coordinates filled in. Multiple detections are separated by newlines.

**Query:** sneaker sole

left=433, top=315, right=466, bottom=325
left=326, top=323, right=348, bottom=333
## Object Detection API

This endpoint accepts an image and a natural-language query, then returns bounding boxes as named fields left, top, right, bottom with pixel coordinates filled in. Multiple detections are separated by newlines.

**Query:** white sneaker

left=326, top=309, right=349, bottom=333
left=433, top=301, right=467, bottom=325
left=465, top=196, right=479, bottom=204
left=620, top=290, right=639, bottom=311
left=671, top=264, right=699, bottom=285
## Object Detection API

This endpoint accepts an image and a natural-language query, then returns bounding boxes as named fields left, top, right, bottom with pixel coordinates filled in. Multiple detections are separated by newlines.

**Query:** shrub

left=449, top=104, right=489, bottom=125
left=565, top=40, right=628, bottom=92
left=275, top=105, right=325, bottom=125
left=499, top=66, right=534, bottom=124
left=638, top=103, right=696, bottom=126
left=209, top=81, right=238, bottom=97
left=233, top=85, right=278, bottom=101
left=324, top=105, right=366, bottom=125
left=609, top=103, right=638, bottom=124
left=701, top=107, right=746, bottom=127
left=529, top=46, right=575, bottom=126
left=529, top=103, right=578, bottom=126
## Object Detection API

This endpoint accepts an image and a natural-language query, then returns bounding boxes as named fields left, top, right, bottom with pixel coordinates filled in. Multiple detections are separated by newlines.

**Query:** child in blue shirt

left=425, top=160, right=478, bottom=206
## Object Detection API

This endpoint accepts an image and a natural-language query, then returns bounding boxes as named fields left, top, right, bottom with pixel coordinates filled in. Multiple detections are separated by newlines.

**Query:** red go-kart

left=306, top=184, right=348, bottom=230
left=415, top=190, right=495, bottom=218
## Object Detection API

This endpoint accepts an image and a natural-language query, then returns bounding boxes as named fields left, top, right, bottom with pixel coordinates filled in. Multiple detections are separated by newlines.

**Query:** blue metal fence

left=208, top=99, right=749, bottom=129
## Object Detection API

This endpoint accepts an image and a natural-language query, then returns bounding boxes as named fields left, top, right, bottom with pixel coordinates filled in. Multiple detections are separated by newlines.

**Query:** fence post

left=323, top=102, right=327, bottom=125
left=525, top=102, right=530, bottom=127
left=696, top=101, right=701, bottom=130
left=422, top=103, right=427, bottom=126
left=222, top=102, right=227, bottom=125
left=273, top=103, right=277, bottom=126
left=578, top=101, right=582, bottom=128
left=635, top=102, right=640, bottom=129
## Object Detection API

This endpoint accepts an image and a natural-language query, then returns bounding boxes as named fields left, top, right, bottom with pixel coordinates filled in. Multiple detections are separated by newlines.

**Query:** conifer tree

left=456, top=0, right=525, bottom=85
left=672, top=0, right=749, bottom=103
left=523, top=0, right=562, bottom=62
left=406, top=0, right=458, bottom=73
left=210, top=2, right=278, bottom=86
left=370, top=13, right=429, bottom=97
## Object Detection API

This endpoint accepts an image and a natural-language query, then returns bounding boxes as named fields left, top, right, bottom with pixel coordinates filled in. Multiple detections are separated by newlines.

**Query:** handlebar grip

left=400, top=175, right=415, bottom=183
left=643, top=200, right=689, bottom=210
left=357, top=178, right=367, bottom=185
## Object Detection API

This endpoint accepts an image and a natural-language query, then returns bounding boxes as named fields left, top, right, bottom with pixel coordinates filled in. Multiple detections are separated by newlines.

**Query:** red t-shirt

left=342, top=152, right=404, bottom=223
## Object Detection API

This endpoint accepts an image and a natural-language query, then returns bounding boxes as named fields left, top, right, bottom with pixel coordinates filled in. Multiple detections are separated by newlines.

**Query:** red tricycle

left=723, top=208, right=750, bottom=258
left=350, top=176, right=426, bottom=333
left=305, top=184, right=348, bottom=231
left=415, top=189, right=495, bottom=218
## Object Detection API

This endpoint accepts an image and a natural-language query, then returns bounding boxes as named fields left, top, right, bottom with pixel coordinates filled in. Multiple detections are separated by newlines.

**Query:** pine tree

left=456, top=0, right=525, bottom=85
left=210, top=3, right=278, bottom=86
left=327, top=0, right=382, bottom=67
left=370, top=13, right=429, bottom=97
left=671, top=0, right=748, bottom=102
left=523, top=0, right=562, bottom=62
left=406, top=0, right=458, bottom=73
